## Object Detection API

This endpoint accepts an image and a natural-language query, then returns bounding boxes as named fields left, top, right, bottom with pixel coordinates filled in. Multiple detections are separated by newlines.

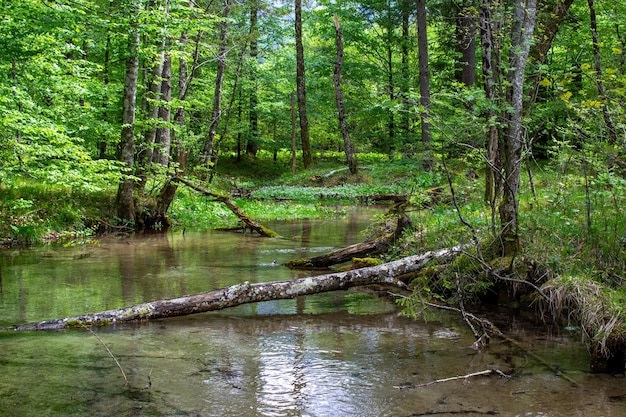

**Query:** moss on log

left=8, top=245, right=467, bottom=331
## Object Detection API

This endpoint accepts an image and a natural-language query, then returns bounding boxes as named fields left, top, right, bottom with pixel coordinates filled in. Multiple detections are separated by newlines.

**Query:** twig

left=394, top=369, right=509, bottom=389
left=84, top=326, right=129, bottom=386
left=422, top=301, right=578, bottom=386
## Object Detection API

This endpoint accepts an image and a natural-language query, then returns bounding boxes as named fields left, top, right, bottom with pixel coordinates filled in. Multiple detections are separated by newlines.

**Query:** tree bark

left=479, top=0, right=501, bottom=208
left=587, top=0, right=617, bottom=144
left=499, top=0, right=537, bottom=256
left=10, top=245, right=466, bottom=331
left=154, top=51, right=172, bottom=166
left=291, top=91, right=297, bottom=174
left=247, top=0, right=260, bottom=157
left=201, top=0, right=231, bottom=167
left=295, top=0, right=313, bottom=169
left=416, top=0, right=432, bottom=167
left=116, top=4, right=141, bottom=222
left=333, top=15, right=357, bottom=175
left=455, top=0, right=477, bottom=87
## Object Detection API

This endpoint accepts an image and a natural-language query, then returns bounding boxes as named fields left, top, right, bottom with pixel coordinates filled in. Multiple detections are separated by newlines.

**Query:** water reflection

left=0, top=212, right=624, bottom=416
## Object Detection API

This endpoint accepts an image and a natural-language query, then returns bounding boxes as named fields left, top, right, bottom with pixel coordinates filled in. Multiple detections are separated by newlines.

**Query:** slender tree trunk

left=333, top=15, right=358, bottom=175
left=209, top=38, right=250, bottom=183
left=386, top=5, right=396, bottom=152
left=201, top=0, right=231, bottom=167
left=116, top=6, right=141, bottom=222
left=139, top=44, right=165, bottom=177
left=499, top=0, right=537, bottom=256
left=479, top=0, right=501, bottom=207
left=416, top=0, right=432, bottom=167
left=587, top=0, right=617, bottom=144
left=99, top=10, right=113, bottom=160
left=295, top=0, right=313, bottom=168
left=154, top=51, right=172, bottom=165
left=400, top=0, right=410, bottom=134
left=291, top=92, right=297, bottom=174
left=247, top=0, right=260, bottom=157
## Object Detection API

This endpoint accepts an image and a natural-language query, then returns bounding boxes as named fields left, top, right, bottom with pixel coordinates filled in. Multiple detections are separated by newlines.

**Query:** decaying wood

left=286, top=211, right=411, bottom=270
left=173, top=176, right=278, bottom=237
left=9, top=245, right=466, bottom=331
left=394, top=369, right=509, bottom=389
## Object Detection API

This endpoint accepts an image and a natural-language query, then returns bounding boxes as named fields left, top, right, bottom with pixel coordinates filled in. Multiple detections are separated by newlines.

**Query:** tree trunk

left=386, top=3, right=396, bottom=151
left=479, top=0, right=501, bottom=208
left=138, top=43, right=165, bottom=180
left=201, top=0, right=231, bottom=167
left=210, top=38, right=250, bottom=183
left=499, top=0, right=537, bottom=256
left=416, top=0, right=432, bottom=167
left=11, top=246, right=467, bottom=331
left=116, top=6, right=141, bottom=222
left=333, top=15, right=357, bottom=175
left=295, top=0, right=313, bottom=169
left=455, top=0, right=477, bottom=87
left=154, top=52, right=172, bottom=166
left=400, top=0, right=411, bottom=135
left=247, top=0, right=260, bottom=157
left=291, top=92, right=297, bottom=174
left=587, top=0, right=617, bottom=144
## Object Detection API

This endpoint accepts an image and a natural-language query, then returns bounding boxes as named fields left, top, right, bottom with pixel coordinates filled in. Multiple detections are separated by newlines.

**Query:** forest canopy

left=1, top=0, right=624, bottom=240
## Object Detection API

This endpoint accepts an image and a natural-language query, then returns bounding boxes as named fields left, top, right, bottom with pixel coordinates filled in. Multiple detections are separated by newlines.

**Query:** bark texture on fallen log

left=9, top=245, right=466, bottom=331
left=173, top=176, right=279, bottom=237
left=286, top=213, right=411, bottom=270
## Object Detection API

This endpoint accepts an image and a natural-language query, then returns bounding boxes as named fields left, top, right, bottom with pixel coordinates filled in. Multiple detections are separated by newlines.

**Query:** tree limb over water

left=172, top=176, right=279, bottom=237
left=8, top=245, right=466, bottom=331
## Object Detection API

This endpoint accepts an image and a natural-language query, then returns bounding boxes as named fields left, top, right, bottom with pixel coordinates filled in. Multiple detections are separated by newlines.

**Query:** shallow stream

left=1, top=210, right=624, bottom=416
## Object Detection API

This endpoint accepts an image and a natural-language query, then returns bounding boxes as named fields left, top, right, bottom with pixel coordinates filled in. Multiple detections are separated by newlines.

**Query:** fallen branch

left=286, top=204, right=411, bottom=269
left=423, top=300, right=579, bottom=386
left=8, top=245, right=466, bottom=331
left=173, top=176, right=279, bottom=237
left=394, top=369, right=509, bottom=389
left=84, top=326, right=128, bottom=386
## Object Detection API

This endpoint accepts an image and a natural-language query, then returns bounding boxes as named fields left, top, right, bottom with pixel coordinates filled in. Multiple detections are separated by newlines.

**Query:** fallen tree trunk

left=173, top=176, right=279, bottom=237
left=9, top=245, right=466, bottom=331
left=286, top=209, right=411, bottom=270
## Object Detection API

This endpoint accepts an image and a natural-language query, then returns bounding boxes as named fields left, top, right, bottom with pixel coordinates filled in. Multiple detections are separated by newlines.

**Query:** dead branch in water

left=394, top=368, right=509, bottom=389
left=84, top=326, right=128, bottom=386
left=420, top=300, right=578, bottom=386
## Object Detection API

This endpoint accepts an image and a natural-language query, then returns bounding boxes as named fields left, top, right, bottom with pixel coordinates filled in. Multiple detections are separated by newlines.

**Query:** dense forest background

left=1, top=0, right=625, bottom=241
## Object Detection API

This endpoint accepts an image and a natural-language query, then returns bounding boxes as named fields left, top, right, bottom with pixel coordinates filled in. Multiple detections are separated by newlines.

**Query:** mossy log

left=9, top=245, right=466, bottom=331
left=285, top=213, right=412, bottom=270
left=173, top=176, right=279, bottom=237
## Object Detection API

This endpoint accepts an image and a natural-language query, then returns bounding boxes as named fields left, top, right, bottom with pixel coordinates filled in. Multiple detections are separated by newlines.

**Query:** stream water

left=0, top=210, right=624, bottom=417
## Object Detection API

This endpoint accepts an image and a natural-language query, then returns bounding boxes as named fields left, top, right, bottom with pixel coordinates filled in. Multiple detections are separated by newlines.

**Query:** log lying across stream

left=9, top=245, right=466, bottom=331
